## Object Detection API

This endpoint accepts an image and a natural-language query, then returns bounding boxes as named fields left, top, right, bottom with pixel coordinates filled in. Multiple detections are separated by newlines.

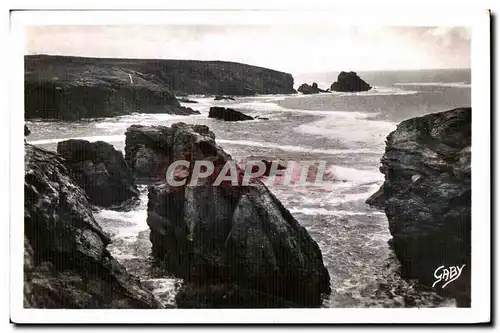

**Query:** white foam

left=394, top=82, right=471, bottom=88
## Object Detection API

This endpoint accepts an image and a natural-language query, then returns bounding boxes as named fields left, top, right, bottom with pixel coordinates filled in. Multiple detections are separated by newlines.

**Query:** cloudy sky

left=25, top=25, right=470, bottom=75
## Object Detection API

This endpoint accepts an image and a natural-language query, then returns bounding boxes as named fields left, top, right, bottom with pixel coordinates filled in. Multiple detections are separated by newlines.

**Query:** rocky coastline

left=25, top=55, right=296, bottom=120
left=24, top=143, right=161, bottom=308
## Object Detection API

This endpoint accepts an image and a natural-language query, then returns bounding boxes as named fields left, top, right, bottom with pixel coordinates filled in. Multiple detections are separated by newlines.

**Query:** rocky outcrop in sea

left=57, top=140, right=139, bottom=207
left=330, top=71, right=372, bottom=92
left=214, top=95, right=236, bottom=101
left=123, top=122, right=331, bottom=307
left=366, top=107, right=471, bottom=306
left=24, top=143, right=161, bottom=308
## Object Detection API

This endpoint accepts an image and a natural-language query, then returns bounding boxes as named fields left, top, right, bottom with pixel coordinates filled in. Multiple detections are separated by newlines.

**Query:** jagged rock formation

left=24, top=144, right=161, bottom=308
left=178, top=98, right=199, bottom=104
left=297, top=82, right=326, bottom=94
left=366, top=108, right=471, bottom=306
left=57, top=140, right=139, bottom=207
left=208, top=107, right=254, bottom=121
left=24, top=125, right=31, bottom=136
left=330, top=71, right=372, bottom=92
left=124, top=123, right=331, bottom=307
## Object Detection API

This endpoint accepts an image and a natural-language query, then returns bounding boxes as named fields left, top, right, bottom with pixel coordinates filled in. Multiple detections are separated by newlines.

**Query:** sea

left=26, top=68, right=471, bottom=308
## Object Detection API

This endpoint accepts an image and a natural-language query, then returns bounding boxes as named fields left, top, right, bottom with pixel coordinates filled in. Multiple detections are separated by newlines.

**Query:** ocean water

left=26, top=69, right=470, bottom=308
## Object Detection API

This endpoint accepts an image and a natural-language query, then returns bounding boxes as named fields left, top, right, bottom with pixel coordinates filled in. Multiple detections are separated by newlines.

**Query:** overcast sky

left=26, top=25, right=470, bottom=75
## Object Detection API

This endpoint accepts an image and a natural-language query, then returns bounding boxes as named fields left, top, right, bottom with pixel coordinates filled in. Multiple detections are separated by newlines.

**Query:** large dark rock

left=24, top=125, right=30, bottom=136
left=297, top=82, right=325, bottom=95
left=25, top=55, right=296, bottom=119
left=175, top=283, right=299, bottom=308
left=214, top=95, right=235, bottom=101
left=25, top=55, right=200, bottom=120
left=367, top=108, right=471, bottom=306
left=124, top=122, right=231, bottom=180
left=208, top=107, right=254, bottom=121
left=24, top=144, right=161, bottom=308
left=330, top=71, right=372, bottom=92
left=56, top=140, right=139, bottom=207
left=144, top=123, right=331, bottom=307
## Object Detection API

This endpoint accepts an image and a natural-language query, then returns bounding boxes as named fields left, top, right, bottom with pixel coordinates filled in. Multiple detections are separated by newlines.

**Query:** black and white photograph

left=8, top=6, right=491, bottom=325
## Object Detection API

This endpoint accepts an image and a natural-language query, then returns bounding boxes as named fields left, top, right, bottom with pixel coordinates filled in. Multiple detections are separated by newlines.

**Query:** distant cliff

left=25, top=55, right=296, bottom=120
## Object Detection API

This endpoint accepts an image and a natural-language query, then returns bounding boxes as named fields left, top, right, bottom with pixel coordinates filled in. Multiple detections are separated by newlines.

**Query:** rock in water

left=330, top=71, right=372, bottom=92
left=24, top=125, right=30, bottom=136
left=125, top=122, right=231, bottom=180
left=24, top=144, right=161, bottom=308
left=57, top=140, right=139, bottom=207
left=143, top=122, right=331, bottom=307
left=367, top=108, right=471, bottom=305
left=297, top=82, right=325, bottom=94
left=208, top=107, right=254, bottom=121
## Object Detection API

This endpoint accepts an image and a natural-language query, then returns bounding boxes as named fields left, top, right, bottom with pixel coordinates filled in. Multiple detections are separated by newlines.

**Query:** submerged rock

left=297, top=82, right=326, bottom=94
left=208, top=107, right=254, bottom=121
left=24, top=144, right=160, bottom=308
left=57, top=140, right=139, bottom=207
left=330, top=71, right=372, bottom=92
left=125, top=122, right=231, bottom=180
left=145, top=123, right=331, bottom=307
left=367, top=108, right=471, bottom=305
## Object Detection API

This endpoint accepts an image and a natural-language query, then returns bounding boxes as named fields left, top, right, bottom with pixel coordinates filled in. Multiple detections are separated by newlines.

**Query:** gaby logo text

left=432, top=265, right=466, bottom=289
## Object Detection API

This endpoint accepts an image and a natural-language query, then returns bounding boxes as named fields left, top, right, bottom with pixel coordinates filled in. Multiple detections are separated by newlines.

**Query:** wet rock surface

left=367, top=108, right=471, bottom=306
left=330, top=71, right=372, bottom=92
